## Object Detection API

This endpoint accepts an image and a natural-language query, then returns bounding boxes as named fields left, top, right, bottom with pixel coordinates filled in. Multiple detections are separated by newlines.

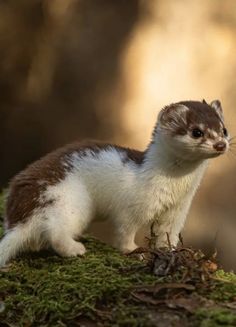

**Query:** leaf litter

left=127, top=232, right=236, bottom=323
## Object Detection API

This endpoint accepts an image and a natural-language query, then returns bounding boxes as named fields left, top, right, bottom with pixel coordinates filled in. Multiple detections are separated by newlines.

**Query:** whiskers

left=229, top=142, right=236, bottom=149
left=229, top=135, right=236, bottom=143
left=227, top=148, right=236, bottom=158
left=228, top=135, right=236, bottom=159
left=226, top=138, right=236, bottom=160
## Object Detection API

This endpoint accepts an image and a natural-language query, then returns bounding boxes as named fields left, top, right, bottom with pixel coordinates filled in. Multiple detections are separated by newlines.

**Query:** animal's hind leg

left=44, top=179, right=93, bottom=257
left=47, top=207, right=91, bottom=257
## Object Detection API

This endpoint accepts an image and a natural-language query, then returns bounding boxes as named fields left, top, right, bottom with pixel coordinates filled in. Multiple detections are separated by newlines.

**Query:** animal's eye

left=223, top=127, right=228, bottom=137
left=192, top=128, right=204, bottom=138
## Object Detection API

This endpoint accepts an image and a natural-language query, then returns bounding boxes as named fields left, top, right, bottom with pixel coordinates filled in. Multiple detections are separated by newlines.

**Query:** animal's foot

left=52, top=239, right=86, bottom=257
left=66, top=241, right=86, bottom=257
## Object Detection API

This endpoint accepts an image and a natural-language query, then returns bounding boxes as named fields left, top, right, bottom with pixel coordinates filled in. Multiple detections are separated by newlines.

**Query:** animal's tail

left=0, top=227, right=28, bottom=267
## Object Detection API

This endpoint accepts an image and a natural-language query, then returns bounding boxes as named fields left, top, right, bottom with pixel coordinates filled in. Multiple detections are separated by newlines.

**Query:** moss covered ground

left=0, top=194, right=236, bottom=326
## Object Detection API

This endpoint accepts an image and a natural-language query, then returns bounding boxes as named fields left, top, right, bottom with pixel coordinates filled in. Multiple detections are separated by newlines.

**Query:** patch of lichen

left=0, top=191, right=236, bottom=326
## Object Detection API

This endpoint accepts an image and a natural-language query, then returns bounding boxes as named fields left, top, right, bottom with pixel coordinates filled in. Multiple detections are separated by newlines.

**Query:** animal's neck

left=141, top=136, right=207, bottom=179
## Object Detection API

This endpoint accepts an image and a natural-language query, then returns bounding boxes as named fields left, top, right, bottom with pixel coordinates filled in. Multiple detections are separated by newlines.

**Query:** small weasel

left=0, top=100, right=229, bottom=266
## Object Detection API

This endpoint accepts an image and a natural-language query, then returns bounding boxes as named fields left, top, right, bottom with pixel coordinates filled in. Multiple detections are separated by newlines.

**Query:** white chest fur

left=131, top=162, right=207, bottom=222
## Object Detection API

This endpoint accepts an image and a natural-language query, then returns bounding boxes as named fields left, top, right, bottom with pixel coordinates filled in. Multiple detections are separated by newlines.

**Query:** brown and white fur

left=0, top=100, right=229, bottom=266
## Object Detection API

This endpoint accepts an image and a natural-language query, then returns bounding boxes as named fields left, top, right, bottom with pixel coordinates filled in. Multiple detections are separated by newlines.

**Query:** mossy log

left=0, top=195, right=235, bottom=326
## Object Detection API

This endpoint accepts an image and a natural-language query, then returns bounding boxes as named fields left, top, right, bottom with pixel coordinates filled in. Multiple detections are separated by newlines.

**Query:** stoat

left=0, top=100, right=229, bottom=266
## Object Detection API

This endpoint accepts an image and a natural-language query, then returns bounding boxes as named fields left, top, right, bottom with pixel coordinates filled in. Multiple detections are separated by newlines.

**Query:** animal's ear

left=158, top=103, right=189, bottom=124
left=210, top=100, right=224, bottom=120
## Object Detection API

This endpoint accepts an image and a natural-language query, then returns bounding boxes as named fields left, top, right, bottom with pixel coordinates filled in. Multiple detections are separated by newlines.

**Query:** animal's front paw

left=66, top=241, right=86, bottom=257
left=52, top=239, right=86, bottom=257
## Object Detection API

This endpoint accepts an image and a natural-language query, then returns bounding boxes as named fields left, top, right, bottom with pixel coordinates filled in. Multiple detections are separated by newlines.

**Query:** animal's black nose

left=213, top=141, right=226, bottom=152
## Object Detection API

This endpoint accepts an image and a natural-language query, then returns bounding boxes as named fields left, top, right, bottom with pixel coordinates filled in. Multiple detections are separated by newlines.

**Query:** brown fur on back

left=6, top=141, right=144, bottom=228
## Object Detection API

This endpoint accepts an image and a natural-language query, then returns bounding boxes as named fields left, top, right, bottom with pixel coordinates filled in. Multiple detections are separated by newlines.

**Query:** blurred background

left=0, top=0, right=236, bottom=270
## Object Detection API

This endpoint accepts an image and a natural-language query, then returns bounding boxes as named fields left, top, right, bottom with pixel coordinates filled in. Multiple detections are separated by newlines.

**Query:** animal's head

left=155, top=100, right=229, bottom=161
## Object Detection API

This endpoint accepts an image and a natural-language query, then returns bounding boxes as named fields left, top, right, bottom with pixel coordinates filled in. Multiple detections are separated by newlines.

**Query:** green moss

left=196, top=271, right=236, bottom=326
left=0, top=190, right=157, bottom=325
left=209, top=270, right=236, bottom=302
left=0, top=191, right=236, bottom=326
left=215, top=270, right=236, bottom=283
left=0, top=237, right=159, bottom=326
left=195, top=308, right=236, bottom=327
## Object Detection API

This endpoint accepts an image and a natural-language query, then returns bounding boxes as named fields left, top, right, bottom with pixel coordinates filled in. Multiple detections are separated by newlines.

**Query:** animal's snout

left=213, top=141, right=226, bottom=152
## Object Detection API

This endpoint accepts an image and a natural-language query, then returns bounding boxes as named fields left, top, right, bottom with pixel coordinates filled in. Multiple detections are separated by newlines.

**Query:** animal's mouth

left=213, top=152, right=225, bottom=157
left=208, top=149, right=227, bottom=158
left=196, top=142, right=229, bottom=158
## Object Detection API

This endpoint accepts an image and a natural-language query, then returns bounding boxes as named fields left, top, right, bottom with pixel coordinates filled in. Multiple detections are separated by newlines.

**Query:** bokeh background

left=0, top=0, right=236, bottom=270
